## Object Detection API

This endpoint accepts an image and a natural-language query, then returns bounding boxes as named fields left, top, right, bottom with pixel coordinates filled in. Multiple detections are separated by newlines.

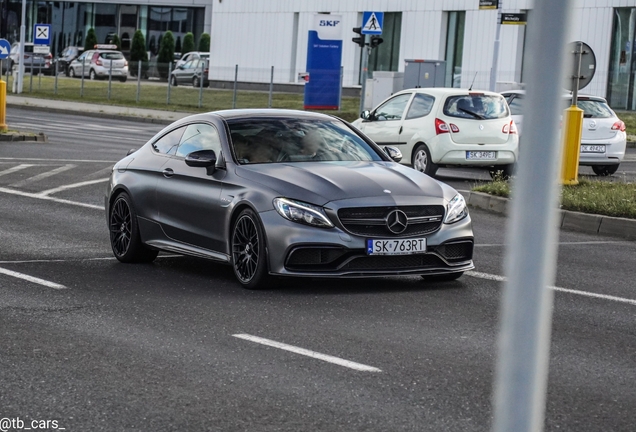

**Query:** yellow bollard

left=560, top=104, right=584, bottom=185
left=0, top=79, right=7, bottom=132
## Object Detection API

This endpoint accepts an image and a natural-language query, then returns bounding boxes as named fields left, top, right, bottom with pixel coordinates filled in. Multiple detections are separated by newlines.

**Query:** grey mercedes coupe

left=106, top=109, right=474, bottom=289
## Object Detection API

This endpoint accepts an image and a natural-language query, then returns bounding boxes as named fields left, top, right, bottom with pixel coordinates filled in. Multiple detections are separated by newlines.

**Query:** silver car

left=106, top=110, right=474, bottom=289
left=502, top=90, right=627, bottom=176
left=68, top=45, right=128, bottom=82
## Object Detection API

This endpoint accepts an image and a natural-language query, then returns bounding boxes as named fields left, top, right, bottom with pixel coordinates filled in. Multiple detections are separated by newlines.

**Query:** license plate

left=466, top=151, right=496, bottom=160
left=581, top=145, right=605, bottom=153
left=367, top=238, right=427, bottom=256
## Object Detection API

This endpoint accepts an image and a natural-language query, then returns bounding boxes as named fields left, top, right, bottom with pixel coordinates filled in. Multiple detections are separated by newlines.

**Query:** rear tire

left=119, top=77, right=127, bottom=83
left=170, top=75, right=177, bottom=87
left=89, top=69, right=97, bottom=80
left=412, top=144, right=438, bottom=176
left=193, top=76, right=200, bottom=88
left=231, top=208, right=272, bottom=290
left=591, top=164, right=619, bottom=176
left=421, top=272, right=464, bottom=282
left=109, top=192, right=158, bottom=263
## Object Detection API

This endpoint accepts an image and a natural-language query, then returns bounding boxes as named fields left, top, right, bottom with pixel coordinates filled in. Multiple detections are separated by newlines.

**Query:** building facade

left=208, top=0, right=636, bottom=110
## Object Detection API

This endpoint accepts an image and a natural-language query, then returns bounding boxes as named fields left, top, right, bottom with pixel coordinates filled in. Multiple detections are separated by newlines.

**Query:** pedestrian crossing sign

left=361, top=11, right=384, bottom=35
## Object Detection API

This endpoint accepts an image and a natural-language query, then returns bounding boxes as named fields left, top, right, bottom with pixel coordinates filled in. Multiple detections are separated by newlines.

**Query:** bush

left=182, top=32, right=195, bottom=55
left=130, top=30, right=149, bottom=78
left=156, top=31, right=175, bottom=79
left=84, top=28, right=97, bottom=51
left=198, top=33, right=210, bottom=52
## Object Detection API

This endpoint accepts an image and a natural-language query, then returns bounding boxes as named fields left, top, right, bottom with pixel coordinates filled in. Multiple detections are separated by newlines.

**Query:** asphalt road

left=1, top=108, right=635, bottom=431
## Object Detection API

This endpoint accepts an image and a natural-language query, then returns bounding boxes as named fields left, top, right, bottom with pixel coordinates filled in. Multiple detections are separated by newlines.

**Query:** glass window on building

left=367, top=12, right=402, bottom=78
left=607, top=8, right=636, bottom=110
left=445, top=11, right=465, bottom=88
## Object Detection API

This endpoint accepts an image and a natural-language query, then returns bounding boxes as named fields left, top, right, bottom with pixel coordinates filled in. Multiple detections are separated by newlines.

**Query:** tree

left=175, top=36, right=182, bottom=54
left=130, top=30, right=149, bottom=78
left=156, top=31, right=175, bottom=79
left=84, top=28, right=97, bottom=51
left=182, top=32, right=195, bottom=55
left=198, top=33, right=210, bottom=52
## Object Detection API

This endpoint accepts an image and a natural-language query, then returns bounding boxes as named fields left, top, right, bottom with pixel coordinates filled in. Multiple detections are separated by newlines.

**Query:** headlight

left=444, top=194, right=468, bottom=224
left=273, top=198, right=334, bottom=228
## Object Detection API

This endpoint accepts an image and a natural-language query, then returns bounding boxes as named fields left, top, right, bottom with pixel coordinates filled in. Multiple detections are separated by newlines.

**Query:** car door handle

left=162, top=168, right=174, bottom=178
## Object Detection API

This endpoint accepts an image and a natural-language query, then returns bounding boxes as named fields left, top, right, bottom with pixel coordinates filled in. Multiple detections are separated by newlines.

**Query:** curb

left=467, top=191, right=636, bottom=240
left=0, top=132, right=48, bottom=142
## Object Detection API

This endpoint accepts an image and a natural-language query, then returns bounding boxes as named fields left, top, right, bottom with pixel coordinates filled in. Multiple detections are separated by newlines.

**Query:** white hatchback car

left=501, top=90, right=627, bottom=176
left=352, top=88, right=519, bottom=177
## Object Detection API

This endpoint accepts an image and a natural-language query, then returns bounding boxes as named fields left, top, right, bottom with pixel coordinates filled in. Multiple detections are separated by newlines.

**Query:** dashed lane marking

left=0, top=186, right=103, bottom=210
left=0, top=164, right=35, bottom=177
left=38, top=178, right=109, bottom=196
left=467, top=271, right=636, bottom=306
left=0, top=266, right=67, bottom=289
left=9, top=164, right=76, bottom=188
left=233, top=334, right=382, bottom=372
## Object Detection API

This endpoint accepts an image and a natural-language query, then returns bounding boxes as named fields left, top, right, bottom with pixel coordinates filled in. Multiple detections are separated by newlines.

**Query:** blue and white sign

left=304, top=14, right=343, bottom=110
left=34, top=24, right=51, bottom=45
left=0, top=39, right=10, bottom=59
left=361, top=11, right=384, bottom=35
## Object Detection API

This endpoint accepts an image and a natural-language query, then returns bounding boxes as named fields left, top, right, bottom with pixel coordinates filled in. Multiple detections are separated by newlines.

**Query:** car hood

left=235, top=161, right=446, bottom=206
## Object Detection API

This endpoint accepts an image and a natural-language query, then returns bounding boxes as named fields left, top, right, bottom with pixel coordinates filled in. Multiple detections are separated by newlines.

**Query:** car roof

left=396, top=87, right=505, bottom=98
left=501, top=89, right=607, bottom=102
left=169, top=109, right=338, bottom=127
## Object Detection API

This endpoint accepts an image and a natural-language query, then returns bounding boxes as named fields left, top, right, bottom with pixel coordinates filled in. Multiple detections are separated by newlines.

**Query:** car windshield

left=228, top=118, right=383, bottom=164
left=443, top=94, right=509, bottom=120
left=100, top=52, right=124, bottom=60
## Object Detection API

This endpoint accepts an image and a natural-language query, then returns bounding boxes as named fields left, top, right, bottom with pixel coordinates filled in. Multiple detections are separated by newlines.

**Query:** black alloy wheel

left=231, top=209, right=271, bottom=289
left=68, top=67, right=75, bottom=78
left=109, top=192, right=158, bottom=263
left=591, top=164, right=619, bottom=176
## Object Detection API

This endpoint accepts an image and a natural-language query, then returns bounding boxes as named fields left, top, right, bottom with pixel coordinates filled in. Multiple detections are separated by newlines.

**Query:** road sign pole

left=17, top=0, right=26, bottom=94
left=490, top=7, right=502, bottom=91
left=359, top=36, right=369, bottom=115
left=561, top=41, right=584, bottom=185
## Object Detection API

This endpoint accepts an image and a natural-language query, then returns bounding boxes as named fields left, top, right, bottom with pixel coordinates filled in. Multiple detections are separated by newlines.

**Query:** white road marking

left=0, top=255, right=182, bottom=264
left=0, top=157, right=118, bottom=163
left=84, top=166, right=115, bottom=180
left=467, top=271, right=636, bottom=306
left=475, top=240, right=632, bottom=247
left=0, top=186, right=103, bottom=210
left=233, top=334, right=382, bottom=372
left=38, top=178, right=109, bottom=196
left=10, top=164, right=76, bottom=187
left=0, top=164, right=35, bottom=177
left=0, top=266, right=67, bottom=289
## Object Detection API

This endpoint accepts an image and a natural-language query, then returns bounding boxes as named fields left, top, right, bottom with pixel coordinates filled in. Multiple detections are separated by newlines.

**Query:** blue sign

left=0, top=39, right=10, bottom=59
left=361, top=11, right=384, bottom=35
left=304, top=14, right=343, bottom=110
left=33, top=24, right=51, bottom=45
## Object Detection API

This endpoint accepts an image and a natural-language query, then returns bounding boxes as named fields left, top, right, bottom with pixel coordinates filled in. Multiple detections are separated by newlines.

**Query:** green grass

left=5, top=74, right=362, bottom=122
left=473, top=178, right=636, bottom=219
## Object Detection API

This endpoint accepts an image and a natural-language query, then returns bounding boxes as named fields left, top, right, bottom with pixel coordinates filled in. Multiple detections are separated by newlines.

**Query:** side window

left=405, top=94, right=435, bottom=120
left=184, top=60, right=194, bottom=69
left=373, top=93, right=412, bottom=121
left=152, top=127, right=186, bottom=155
left=176, top=123, right=222, bottom=158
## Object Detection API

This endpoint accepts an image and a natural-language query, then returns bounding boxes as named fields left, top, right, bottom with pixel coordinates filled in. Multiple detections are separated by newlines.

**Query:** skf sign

left=319, top=20, right=340, bottom=27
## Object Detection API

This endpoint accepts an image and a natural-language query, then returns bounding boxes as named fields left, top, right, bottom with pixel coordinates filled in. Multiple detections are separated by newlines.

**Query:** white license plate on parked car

left=466, top=151, right=496, bottom=160
left=367, top=238, right=427, bottom=255
left=580, top=145, right=605, bottom=153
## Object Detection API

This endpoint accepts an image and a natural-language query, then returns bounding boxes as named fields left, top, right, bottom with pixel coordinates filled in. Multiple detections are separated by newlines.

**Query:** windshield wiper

left=458, top=107, right=485, bottom=120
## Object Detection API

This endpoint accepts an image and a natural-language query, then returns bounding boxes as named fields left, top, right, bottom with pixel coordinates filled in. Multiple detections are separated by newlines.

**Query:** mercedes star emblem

left=386, top=210, right=408, bottom=234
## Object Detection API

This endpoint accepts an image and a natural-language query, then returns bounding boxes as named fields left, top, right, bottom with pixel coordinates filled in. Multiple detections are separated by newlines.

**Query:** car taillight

left=611, top=120, right=626, bottom=132
left=449, top=123, right=460, bottom=133
left=45, top=53, right=52, bottom=59
left=124, top=60, right=128, bottom=67
left=204, top=68, right=209, bottom=74
left=96, top=58, right=103, bottom=66
left=435, top=118, right=450, bottom=134
left=503, top=120, right=518, bottom=134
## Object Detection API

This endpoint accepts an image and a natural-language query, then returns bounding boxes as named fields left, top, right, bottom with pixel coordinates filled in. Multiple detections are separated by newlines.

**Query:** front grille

left=338, top=205, right=444, bottom=237
left=433, top=240, right=474, bottom=263
left=342, top=254, right=445, bottom=271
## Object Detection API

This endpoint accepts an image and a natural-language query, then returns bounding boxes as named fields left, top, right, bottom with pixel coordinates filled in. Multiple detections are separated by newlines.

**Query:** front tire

left=412, top=144, right=438, bottom=176
left=231, top=208, right=271, bottom=289
left=68, top=67, right=76, bottom=78
left=193, top=76, right=200, bottom=88
left=591, top=164, right=619, bottom=176
left=109, top=192, right=158, bottom=263
left=170, top=75, right=178, bottom=87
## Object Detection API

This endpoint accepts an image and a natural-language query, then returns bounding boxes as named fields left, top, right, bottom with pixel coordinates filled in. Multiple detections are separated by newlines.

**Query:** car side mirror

left=126, top=148, right=137, bottom=156
left=383, top=146, right=402, bottom=163
left=361, top=110, right=371, bottom=120
left=185, top=149, right=217, bottom=169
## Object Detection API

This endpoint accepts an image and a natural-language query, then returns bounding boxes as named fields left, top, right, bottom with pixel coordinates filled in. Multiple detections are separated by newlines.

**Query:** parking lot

left=1, top=107, right=636, bottom=431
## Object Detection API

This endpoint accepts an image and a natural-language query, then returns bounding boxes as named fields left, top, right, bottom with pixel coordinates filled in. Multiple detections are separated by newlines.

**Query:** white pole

left=17, top=0, right=26, bottom=93
left=489, top=8, right=501, bottom=92
left=492, top=1, right=574, bottom=431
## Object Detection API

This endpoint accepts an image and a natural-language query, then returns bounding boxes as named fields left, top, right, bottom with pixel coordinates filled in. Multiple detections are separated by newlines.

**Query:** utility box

left=403, top=59, right=446, bottom=89
left=363, top=71, right=404, bottom=110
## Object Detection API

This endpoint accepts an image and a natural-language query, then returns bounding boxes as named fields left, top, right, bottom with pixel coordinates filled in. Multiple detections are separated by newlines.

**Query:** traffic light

left=352, top=27, right=365, bottom=48
left=370, top=36, right=384, bottom=49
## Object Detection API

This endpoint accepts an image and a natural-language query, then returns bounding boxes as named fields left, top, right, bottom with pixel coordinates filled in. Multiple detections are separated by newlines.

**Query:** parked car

left=174, top=51, right=209, bottom=69
left=501, top=90, right=627, bottom=176
left=8, top=42, right=53, bottom=75
left=352, top=88, right=519, bottom=178
left=54, top=46, right=84, bottom=76
left=68, top=44, right=128, bottom=82
left=170, top=58, right=209, bottom=87
left=106, top=109, right=474, bottom=289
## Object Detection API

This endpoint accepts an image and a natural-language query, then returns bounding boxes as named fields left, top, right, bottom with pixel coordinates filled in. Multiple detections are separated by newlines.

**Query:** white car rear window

left=443, top=94, right=509, bottom=120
